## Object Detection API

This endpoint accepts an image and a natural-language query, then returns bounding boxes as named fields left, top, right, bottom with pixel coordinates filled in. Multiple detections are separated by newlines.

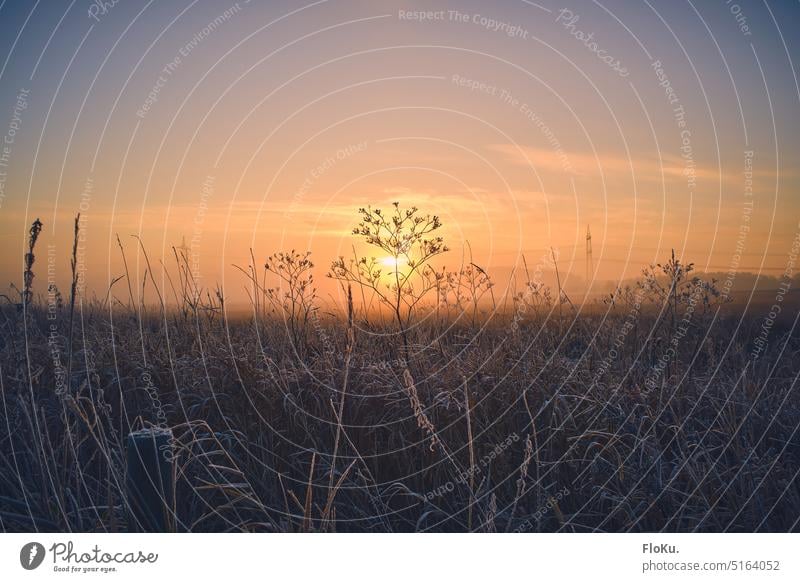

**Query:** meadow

left=1, top=207, right=798, bottom=532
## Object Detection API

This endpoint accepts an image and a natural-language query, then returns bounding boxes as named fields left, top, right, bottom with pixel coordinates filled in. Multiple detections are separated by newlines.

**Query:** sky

left=0, top=0, right=798, bottom=306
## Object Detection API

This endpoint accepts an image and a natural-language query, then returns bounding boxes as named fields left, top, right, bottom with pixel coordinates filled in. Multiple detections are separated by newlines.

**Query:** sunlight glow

left=380, top=256, right=406, bottom=269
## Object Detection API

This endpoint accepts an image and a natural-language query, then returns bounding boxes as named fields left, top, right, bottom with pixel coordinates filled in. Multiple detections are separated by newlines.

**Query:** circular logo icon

left=20, top=542, right=46, bottom=570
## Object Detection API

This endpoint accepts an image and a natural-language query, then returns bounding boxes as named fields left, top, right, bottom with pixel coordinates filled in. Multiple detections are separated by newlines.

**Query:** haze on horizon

left=0, top=0, right=798, bottom=306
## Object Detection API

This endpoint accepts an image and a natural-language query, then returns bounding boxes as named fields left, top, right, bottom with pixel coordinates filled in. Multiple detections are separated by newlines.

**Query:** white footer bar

left=1, top=533, right=797, bottom=581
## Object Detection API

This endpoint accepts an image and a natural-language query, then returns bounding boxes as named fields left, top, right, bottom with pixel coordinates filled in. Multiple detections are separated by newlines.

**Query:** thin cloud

left=488, top=144, right=762, bottom=186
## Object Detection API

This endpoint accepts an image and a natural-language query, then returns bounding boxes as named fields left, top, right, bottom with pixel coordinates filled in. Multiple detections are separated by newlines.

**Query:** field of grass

left=1, top=213, right=798, bottom=532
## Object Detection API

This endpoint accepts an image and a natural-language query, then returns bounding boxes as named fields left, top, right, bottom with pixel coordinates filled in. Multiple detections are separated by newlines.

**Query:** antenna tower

left=585, top=225, right=593, bottom=290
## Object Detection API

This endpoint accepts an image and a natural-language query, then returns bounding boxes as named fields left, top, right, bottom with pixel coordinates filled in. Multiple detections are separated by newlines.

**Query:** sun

left=380, top=256, right=406, bottom=269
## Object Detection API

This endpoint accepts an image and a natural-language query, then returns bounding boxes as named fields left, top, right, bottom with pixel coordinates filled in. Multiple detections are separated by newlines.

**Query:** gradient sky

left=0, top=0, right=798, bottom=305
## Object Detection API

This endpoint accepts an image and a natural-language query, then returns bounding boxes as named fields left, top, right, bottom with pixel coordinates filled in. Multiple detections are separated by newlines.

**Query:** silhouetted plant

left=328, top=202, right=448, bottom=354
left=440, top=262, right=494, bottom=326
left=23, top=218, right=43, bottom=307
left=513, top=280, right=553, bottom=321
left=264, top=250, right=316, bottom=347
left=639, top=249, right=726, bottom=331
